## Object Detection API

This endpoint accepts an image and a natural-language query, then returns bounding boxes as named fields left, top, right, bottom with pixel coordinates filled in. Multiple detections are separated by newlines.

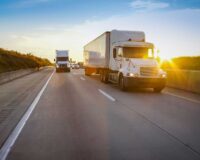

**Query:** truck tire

left=119, top=75, right=126, bottom=91
left=100, top=70, right=109, bottom=83
left=153, top=87, right=164, bottom=93
left=103, top=71, right=109, bottom=83
left=100, top=71, right=104, bottom=82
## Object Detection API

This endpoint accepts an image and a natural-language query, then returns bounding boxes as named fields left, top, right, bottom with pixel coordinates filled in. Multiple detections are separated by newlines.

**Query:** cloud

left=130, top=0, right=169, bottom=10
left=1, top=8, right=200, bottom=61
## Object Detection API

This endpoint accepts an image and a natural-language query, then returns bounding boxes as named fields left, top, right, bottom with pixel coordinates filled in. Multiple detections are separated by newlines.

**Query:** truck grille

left=140, top=67, right=158, bottom=77
left=59, top=64, right=67, bottom=68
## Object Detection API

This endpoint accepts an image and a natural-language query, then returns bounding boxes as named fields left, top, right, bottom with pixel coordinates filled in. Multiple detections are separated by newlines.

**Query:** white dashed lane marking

left=98, top=89, right=116, bottom=102
left=80, top=77, right=85, bottom=81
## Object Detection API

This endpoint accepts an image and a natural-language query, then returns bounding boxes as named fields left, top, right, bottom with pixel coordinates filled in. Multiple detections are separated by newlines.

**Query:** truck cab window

left=113, top=48, right=117, bottom=58
left=56, top=57, right=69, bottom=61
left=148, top=49, right=153, bottom=58
left=117, top=48, right=123, bottom=57
left=123, top=47, right=154, bottom=59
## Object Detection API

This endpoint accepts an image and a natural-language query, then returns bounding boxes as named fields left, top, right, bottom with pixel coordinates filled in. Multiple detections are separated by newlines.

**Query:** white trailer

left=55, top=50, right=70, bottom=72
left=83, top=30, right=167, bottom=92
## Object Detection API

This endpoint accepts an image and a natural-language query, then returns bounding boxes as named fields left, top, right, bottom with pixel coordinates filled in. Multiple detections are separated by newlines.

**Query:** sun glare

left=159, top=53, right=172, bottom=61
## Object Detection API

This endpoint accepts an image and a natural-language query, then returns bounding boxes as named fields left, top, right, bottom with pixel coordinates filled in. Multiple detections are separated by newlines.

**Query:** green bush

left=161, top=56, right=200, bottom=70
left=0, top=48, right=52, bottom=73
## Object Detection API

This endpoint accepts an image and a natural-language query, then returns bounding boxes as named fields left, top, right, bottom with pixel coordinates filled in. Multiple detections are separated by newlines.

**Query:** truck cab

left=111, top=40, right=166, bottom=92
left=55, top=50, right=71, bottom=72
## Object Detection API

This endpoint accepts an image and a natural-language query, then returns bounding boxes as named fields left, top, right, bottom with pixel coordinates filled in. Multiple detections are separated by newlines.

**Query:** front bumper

left=56, top=67, right=70, bottom=72
left=124, top=77, right=166, bottom=88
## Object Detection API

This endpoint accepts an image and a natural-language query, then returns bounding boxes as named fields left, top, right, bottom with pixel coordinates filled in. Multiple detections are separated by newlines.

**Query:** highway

left=0, top=68, right=200, bottom=160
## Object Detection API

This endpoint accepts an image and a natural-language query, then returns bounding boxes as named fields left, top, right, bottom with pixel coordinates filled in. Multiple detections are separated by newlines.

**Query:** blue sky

left=1, top=0, right=199, bottom=26
left=0, top=0, right=200, bottom=61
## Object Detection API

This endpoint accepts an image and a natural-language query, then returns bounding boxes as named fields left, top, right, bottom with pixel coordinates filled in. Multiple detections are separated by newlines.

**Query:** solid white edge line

left=163, top=91, right=200, bottom=104
left=98, top=89, right=116, bottom=102
left=80, top=77, right=85, bottom=81
left=0, top=70, right=55, bottom=160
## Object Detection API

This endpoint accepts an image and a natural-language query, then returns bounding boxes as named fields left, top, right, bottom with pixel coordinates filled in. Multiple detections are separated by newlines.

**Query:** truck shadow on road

left=89, top=74, right=163, bottom=94
left=110, top=85, right=161, bottom=94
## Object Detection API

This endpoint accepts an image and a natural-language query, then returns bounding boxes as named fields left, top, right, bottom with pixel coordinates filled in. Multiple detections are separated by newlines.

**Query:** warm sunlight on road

left=0, top=1, right=200, bottom=160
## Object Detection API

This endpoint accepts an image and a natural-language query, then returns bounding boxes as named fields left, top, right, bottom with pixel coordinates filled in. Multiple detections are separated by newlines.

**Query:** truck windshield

left=57, top=57, right=68, bottom=61
left=123, top=47, right=153, bottom=58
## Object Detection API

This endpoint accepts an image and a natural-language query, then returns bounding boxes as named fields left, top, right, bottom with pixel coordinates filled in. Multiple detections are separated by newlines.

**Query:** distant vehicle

left=77, top=62, right=84, bottom=68
left=83, top=30, right=167, bottom=92
left=70, top=63, right=75, bottom=69
left=71, top=63, right=80, bottom=69
left=55, top=50, right=70, bottom=72
left=74, top=64, right=80, bottom=69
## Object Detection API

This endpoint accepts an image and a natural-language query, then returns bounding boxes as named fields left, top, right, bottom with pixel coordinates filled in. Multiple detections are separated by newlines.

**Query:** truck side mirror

left=113, top=48, right=117, bottom=58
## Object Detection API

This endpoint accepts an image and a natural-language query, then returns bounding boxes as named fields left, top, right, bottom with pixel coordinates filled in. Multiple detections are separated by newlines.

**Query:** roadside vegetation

left=0, top=48, right=52, bottom=73
left=160, top=56, right=200, bottom=70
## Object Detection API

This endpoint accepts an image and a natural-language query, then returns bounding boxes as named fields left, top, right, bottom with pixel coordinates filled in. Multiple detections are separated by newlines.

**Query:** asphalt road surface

left=1, top=68, right=200, bottom=160
left=0, top=68, right=53, bottom=149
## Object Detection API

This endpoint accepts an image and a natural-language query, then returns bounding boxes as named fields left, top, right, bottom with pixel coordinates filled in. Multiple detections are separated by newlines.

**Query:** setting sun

left=159, top=53, right=173, bottom=61
left=0, top=1, right=200, bottom=160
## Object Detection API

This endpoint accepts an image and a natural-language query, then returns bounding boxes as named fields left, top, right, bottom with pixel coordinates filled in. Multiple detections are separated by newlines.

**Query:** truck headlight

left=127, top=73, right=135, bottom=77
left=160, top=73, right=167, bottom=78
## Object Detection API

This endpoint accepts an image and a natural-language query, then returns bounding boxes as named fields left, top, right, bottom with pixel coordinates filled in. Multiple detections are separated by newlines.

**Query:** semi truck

left=55, top=50, right=70, bottom=72
left=83, top=30, right=167, bottom=92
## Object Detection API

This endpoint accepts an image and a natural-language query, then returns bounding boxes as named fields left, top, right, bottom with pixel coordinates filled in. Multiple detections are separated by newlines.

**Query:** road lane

left=6, top=69, right=200, bottom=160
left=76, top=70, right=200, bottom=154
left=0, top=69, right=55, bottom=160
left=0, top=68, right=54, bottom=148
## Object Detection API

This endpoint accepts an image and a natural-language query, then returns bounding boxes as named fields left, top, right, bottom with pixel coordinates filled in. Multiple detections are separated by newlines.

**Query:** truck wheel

left=100, top=71, right=109, bottom=83
left=100, top=71, right=104, bottom=82
left=103, top=71, right=109, bottom=83
left=153, top=87, right=164, bottom=93
left=119, top=75, right=126, bottom=91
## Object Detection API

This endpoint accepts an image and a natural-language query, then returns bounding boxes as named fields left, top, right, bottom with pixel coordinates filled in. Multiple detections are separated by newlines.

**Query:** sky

left=0, top=0, right=200, bottom=62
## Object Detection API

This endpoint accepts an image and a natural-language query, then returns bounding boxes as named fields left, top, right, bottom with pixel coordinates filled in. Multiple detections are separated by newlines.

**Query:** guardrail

left=0, top=68, right=38, bottom=85
left=166, top=69, right=200, bottom=94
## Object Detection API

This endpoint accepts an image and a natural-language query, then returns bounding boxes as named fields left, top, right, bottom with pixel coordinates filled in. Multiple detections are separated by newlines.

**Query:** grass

left=0, top=48, right=52, bottom=73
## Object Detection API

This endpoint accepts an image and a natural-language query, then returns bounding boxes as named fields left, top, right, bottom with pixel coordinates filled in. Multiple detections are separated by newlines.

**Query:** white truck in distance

left=83, top=30, right=167, bottom=92
left=55, top=50, right=70, bottom=72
